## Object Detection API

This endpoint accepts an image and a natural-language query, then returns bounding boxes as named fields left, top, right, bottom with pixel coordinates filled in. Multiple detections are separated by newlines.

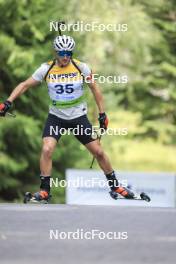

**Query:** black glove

left=0, top=100, right=12, bottom=116
left=98, top=112, right=109, bottom=130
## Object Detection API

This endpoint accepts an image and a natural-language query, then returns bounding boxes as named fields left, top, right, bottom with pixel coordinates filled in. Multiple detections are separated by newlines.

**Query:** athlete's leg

left=40, top=137, right=57, bottom=176
left=73, top=115, right=134, bottom=199
left=73, top=115, right=116, bottom=186
left=40, top=113, right=63, bottom=178
left=31, top=137, right=58, bottom=201
left=85, top=139, right=134, bottom=199
left=34, top=113, right=63, bottom=201
left=85, top=139, right=112, bottom=174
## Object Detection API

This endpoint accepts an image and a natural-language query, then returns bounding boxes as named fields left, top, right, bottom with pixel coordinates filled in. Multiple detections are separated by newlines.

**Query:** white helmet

left=53, top=35, right=75, bottom=51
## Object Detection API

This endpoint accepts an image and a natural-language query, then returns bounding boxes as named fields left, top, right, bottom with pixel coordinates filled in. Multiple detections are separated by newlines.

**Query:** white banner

left=66, top=169, right=176, bottom=207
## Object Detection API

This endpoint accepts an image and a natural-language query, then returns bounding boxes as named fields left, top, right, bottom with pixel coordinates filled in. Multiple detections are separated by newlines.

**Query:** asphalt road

left=0, top=204, right=176, bottom=264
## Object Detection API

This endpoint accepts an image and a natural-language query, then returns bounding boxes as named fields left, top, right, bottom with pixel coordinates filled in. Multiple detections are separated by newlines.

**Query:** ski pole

left=0, top=112, right=16, bottom=118
left=6, top=112, right=16, bottom=118
left=58, top=21, right=65, bottom=36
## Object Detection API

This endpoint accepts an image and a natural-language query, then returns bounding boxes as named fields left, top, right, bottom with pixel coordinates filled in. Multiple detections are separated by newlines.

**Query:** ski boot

left=24, top=190, right=51, bottom=204
left=109, top=186, right=135, bottom=200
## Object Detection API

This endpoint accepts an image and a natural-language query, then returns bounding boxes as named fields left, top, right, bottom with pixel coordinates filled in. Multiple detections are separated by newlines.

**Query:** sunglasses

left=57, top=50, right=72, bottom=57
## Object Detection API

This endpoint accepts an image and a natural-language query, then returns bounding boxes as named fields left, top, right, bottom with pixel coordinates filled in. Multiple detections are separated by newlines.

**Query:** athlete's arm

left=88, top=81, right=105, bottom=113
left=78, top=62, right=105, bottom=113
left=7, top=77, right=40, bottom=102
left=87, top=79, right=108, bottom=130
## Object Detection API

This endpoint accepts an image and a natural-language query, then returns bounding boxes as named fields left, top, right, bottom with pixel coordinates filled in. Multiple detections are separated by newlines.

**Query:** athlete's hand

left=98, top=112, right=109, bottom=130
left=0, top=100, right=12, bottom=116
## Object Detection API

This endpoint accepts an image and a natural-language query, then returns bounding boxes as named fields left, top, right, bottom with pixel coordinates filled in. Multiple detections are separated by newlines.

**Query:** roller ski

left=23, top=190, right=51, bottom=204
left=109, top=186, right=151, bottom=202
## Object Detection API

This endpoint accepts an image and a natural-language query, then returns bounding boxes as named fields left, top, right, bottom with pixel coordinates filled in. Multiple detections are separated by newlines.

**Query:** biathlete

left=0, top=35, right=137, bottom=203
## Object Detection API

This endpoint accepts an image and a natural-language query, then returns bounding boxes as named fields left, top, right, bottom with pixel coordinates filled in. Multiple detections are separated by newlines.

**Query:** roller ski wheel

left=140, top=192, right=151, bottom=202
left=23, top=191, right=51, bottom=204
left=109, top=190, right=118, bottom=200
left=23, top=192, right=32, bottom=204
